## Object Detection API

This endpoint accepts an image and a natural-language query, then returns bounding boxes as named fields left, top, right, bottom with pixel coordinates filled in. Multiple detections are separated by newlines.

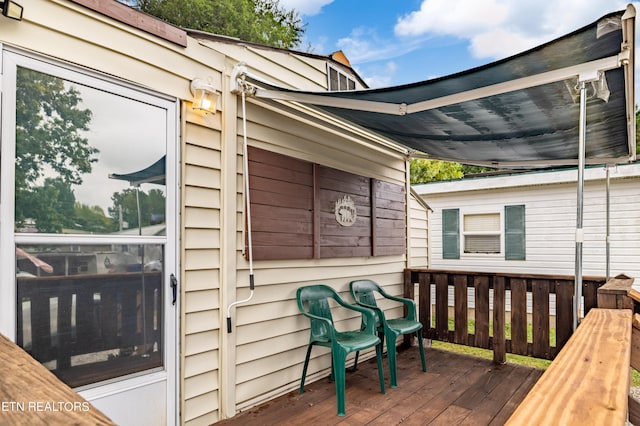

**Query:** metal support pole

left=606, top=165, right=611, bottom=281
left=574, top=81, right=587, bottom=330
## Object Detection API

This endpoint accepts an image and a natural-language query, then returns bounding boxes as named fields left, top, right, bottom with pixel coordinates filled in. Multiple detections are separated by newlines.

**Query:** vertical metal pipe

left=606, top=165, right=610, bottom=281
left=574, top=81, right=587, bottom=330
left=226, top=90, right=255, bottom=333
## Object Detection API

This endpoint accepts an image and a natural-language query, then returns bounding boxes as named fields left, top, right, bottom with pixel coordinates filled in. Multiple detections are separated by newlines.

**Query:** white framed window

left=328, top=64, right=356, bottom=91
left=442, top=205, right=525, bottom=260
left=462, top=212, right=501, bottom=254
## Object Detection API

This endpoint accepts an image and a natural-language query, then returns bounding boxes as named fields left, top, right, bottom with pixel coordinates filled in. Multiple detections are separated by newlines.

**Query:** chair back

left=297, top=284, right=338, bottom=341
left=350, top=279, right=383, bottom=328
left=350, top=279, right=380, bottom=307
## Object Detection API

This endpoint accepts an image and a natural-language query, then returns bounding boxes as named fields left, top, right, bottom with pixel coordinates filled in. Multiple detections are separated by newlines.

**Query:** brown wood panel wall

left=372, top=179, right=406, bottom=256
left=247, top=146, right=406, bottom=260
left=319, top=166, right=372, bottom=258
left=248, top=147, right=314, bottom=260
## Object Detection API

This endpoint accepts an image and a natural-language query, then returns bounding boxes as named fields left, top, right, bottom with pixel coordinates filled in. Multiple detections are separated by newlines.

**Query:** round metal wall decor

left=334, top=195, right=357, bottom=227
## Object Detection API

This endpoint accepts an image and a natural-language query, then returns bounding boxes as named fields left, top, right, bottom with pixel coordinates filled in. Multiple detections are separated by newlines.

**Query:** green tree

left=109, top=187, right=166, bottom=231
left=410, top=159, right=464, bottom=184
left=18, top=178, right=75, bottom=233
left=636, top=105, right=640, bottom=155
left=15, top=68, right=96, bottom=231
left=74, top=203, right=116, bottom=234
left=129, top=0, right=304, bottom=48
left=461, top=164, right=496, bottom=175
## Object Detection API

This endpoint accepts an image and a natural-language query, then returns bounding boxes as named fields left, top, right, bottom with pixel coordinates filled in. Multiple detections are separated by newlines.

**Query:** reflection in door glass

left=16, top=244, right=164, bottom=388
left=13, top=65, right=169, bottom=389
left=15, top=67, right=166, bottom=235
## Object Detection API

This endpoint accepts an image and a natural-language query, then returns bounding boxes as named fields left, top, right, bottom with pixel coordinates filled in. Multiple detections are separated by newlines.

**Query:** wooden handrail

left=506, top=308, right=632, bottom=425
left=0, top=333, right=114, bottom=424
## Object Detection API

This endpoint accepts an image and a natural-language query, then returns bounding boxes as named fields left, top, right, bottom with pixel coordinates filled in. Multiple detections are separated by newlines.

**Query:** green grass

left=444, top=317, right=556, bottom=345
left=431, top=340, right=551, bottom=369
left=432, top=318, right=640, bottom=386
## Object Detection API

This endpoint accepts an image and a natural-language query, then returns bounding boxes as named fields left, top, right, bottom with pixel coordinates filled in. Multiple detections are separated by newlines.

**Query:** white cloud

left=277, top=0, right=334, bottom=16
left=359, top=62, right=398, bottom=88
left=395, top=0, right=634, bottom=60
left=394, top=0, right=509, bottom=38
left=469, top=28, right=544, bottom=59
left=337, top=27, right=427, bottom=64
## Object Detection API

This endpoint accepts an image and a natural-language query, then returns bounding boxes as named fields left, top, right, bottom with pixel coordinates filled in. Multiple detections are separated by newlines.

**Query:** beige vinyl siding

left=8, top=3, right=410, bottom=423
left=4, top=2, right=228, bottom=425
left=183, top=111, right=223, bottom=425
left=17, top=0, right=225, bottom=104
left=233, top=266, right=406, bottom=410
left=242, top=102, right=405, bottom=183
left=409, top=191, right=430, bottom=268
left=198, top=40, right=366, bottom=92
left=229, top=96, right=408, bottom=410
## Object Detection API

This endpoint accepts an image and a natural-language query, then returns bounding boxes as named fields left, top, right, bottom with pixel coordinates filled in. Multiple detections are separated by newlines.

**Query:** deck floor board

left=217, top=346, right=543, bottom=425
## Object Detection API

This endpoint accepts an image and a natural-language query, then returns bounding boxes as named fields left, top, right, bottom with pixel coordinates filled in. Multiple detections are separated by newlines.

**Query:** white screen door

left=0, top=50, right=178, bottom=425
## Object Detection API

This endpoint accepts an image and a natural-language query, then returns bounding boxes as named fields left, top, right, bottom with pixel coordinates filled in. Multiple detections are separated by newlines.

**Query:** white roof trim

left=412, top=163, right=640, bottom=195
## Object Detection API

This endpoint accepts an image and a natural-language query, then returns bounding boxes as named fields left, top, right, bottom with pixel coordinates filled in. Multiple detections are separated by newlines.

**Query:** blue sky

left=279, top=0, right=638, bottom=89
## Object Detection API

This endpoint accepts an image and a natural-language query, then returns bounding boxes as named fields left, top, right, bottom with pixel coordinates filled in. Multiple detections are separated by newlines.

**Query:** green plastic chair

left=296, top=284, right=385, bottom=416
left=349, top=279, right=426, bottom=388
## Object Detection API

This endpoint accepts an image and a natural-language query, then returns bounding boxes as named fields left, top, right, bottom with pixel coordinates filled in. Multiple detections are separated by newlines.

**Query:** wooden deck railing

left=507, top=274, right=638, bottom=425
left=16, top=271, right=163, bottom=387
left=404, top=269, right=608, bottom=362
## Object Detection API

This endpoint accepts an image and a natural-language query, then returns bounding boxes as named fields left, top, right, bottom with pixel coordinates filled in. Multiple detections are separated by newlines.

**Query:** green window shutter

left=505, top=205, right=526, bottom=260
left=442, top=208, right=460, bottom=259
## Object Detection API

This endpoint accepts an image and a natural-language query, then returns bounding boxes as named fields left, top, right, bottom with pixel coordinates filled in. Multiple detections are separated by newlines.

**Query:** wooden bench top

left=0, top=333, right=114, bottom=425
left=506, top=308, right=632, bottom=425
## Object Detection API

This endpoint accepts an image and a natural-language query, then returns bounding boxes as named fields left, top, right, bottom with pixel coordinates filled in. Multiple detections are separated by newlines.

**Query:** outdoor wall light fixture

left=0, top=1, right=23, bottom=20
left=190, top=77, right=220, bottom=114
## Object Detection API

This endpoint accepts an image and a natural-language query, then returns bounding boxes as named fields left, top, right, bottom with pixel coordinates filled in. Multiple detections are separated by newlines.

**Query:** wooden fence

left=404, top=269, right=608, bottom=362
left=508, top=275, right=637, bottom=425
left=16, top=271, right=162, bottom=387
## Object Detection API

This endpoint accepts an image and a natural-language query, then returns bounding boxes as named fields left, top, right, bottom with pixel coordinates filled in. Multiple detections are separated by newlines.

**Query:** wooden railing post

left=403, top=269, right=415, bottom=346
left=418, top=272, right=431, bottom=338
left=597, top=274, right=634, bottom=309
left=597, top=274, right=638, bottom=426
left=493, top=276, right=506, bottom=364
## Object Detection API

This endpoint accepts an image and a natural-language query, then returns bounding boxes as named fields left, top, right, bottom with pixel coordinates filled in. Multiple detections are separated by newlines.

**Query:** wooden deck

left=217, top=346, right=543, bottom=425
left=0, top=333, right=114, bottom=425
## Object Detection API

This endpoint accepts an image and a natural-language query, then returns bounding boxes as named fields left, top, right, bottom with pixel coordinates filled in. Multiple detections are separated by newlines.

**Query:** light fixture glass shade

left=2, top=1, right=23, bottom=20
left=190, top=78, right=219, bottom=114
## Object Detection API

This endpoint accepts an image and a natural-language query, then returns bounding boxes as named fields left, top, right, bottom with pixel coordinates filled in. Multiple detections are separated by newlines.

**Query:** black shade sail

left=109, top=156, right=166, bottom=186
left=238, top=6, right=635, bottom=169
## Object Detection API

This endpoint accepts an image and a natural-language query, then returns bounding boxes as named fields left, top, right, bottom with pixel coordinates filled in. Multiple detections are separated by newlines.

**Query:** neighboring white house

left=413, top=163, right=640, bottom=280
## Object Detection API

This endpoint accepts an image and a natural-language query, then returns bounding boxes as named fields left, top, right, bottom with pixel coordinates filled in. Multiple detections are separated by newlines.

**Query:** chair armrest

left=335, top=298, right=379, bottom=336
left=351, top=299, right=387, bottom=326
left=377, top=288, right=418, bottom=321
